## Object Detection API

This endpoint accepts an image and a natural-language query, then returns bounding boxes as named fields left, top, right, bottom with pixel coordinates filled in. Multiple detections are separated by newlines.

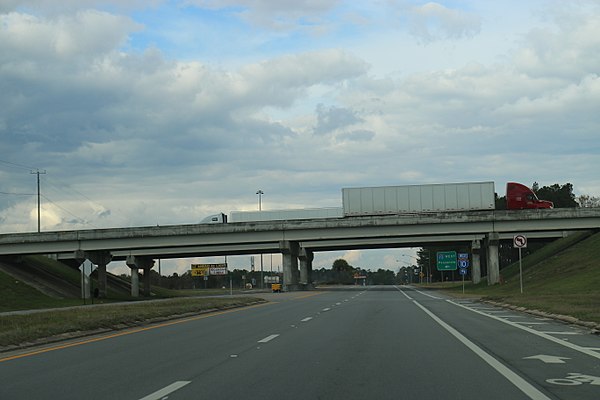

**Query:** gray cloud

left=186, top=0, right=340, bottom=30
left=1, top=3, right=599, bottom=241
left=314, top=104, right=363, bottom=136
left=406, top=2, right=481, bottom=43
left=337, top=129, right=375, bottom=142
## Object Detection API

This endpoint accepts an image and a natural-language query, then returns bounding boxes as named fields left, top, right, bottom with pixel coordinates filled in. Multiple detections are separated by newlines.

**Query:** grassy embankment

left=440, top=231, right=600, bottom=324
left=0, top=297, right=263, bottom=348
left=0, top=256, right=264, bottom=348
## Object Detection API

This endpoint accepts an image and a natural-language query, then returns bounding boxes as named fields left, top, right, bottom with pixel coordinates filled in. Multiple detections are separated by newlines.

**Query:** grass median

left=0, top=296, right=263, bottom=349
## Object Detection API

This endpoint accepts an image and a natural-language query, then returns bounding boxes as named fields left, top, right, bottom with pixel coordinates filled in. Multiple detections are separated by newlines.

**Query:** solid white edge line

left=413, top=301, right=551, bottom=400
left=411, top=288, right=442, bottom=300
left=258, top=334, right=280, bottom=343
left=447, top=300, right=600, bottom=360
left=139, top=381, right=191, bottom=400
left=394, top=286, right=413, bottom=300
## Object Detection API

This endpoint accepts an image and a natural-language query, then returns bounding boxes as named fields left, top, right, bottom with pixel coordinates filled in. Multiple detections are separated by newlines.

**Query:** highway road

left=1, top=286, right=599, bottom=399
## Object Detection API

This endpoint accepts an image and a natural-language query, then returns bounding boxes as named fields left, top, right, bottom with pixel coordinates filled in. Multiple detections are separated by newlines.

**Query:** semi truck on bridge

left=202, top=182, right=553, bottom=223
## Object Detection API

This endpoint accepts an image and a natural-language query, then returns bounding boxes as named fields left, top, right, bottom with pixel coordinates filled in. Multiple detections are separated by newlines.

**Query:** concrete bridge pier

left=131, top=267, right=140, bottom=297
left=86, top=251, right=113, bottom=298
left=298, top=248, right=314, bottom=289
left=126, top=256, right=154, bottom=297
left=486, top=233, right=500, bottom=285
left=471, top=240, right=481, bottom=285
left=279, top=240, right=299, bottom=291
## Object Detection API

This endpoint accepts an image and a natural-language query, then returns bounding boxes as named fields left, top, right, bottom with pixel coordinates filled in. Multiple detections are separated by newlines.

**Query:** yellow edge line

left=295, top=292, right=323, bottom=300
left=0, top=302, right=269, bottom=363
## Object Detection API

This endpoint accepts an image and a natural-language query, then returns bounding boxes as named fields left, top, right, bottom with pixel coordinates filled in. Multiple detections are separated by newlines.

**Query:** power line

left=0, top=159, right=37, bottom=171
left=0, top=191, right=35, bottom=196
left=1, top=161, right=110, bottom=230
left=41, top=194, right=100, bottom=229
left=43, top=177, right=108, bottom=211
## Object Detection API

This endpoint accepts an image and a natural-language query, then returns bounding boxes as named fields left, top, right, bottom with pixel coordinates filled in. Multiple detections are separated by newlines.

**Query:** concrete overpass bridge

left=0, top=208, right=599, bottom=297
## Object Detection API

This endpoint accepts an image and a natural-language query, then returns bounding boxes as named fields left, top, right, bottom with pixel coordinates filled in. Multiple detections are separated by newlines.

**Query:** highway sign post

left=436, top=251, right=457, bottom=271
left=457, top=253, right=469, bottom=293
left=437, top=251, right=457, bottom=283
left=514, top=235, right=527, bottom=294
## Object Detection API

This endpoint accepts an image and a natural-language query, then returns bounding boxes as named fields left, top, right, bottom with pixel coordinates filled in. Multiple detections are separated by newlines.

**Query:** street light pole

left=256, top=189, right=264, bottom=211
left=256, top=190, right=264, bottom=287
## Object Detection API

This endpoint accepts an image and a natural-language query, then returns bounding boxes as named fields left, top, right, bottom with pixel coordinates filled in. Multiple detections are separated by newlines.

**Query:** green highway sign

left=437, top=251, right=457, bottom=271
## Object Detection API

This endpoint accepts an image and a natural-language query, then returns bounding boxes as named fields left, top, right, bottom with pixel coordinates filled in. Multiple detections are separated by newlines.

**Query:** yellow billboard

left=191, top=267, right=209, bottom=277
left=191, top=263, right=227, bottom=277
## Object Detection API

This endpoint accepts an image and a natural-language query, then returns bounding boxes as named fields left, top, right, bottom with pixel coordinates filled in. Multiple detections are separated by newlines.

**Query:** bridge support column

left=86, top=251, right=113, bottom=298
left=279, top=240, right=299, bottom=291
left=131, top=268, right=140, bottom=297
left=298, top=248, right=314, bottom=289
left=143, top=266, right=152, bottom=296
left=126, top=256, right=154, bottom=297
left=471, top=240, right=481, bottom=285
left=486, top=233, right=500, bottom=285
left=70, top=250, right=91, bottom=300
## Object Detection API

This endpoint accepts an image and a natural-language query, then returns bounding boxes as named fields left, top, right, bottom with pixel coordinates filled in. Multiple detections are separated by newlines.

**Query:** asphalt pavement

left=1, top=286, right=598, bottom=399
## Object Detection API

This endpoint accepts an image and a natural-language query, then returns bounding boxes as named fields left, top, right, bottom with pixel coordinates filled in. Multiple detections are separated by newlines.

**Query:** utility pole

left=31, top=169, right=46, bottom=232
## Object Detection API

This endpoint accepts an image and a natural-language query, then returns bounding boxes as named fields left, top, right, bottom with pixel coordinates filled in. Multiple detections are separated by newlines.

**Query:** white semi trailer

left=341, top=182, right=495, bottom=216
left=202, top=182, right=496, bottom=223
left=228, top=207, right=344, bottom=222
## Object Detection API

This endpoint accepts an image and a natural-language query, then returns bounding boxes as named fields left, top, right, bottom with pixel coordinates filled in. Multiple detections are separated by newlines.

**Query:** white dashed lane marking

left=258, top=334, right=280, bottom=343
left=138, top=381, right=191, bottom=400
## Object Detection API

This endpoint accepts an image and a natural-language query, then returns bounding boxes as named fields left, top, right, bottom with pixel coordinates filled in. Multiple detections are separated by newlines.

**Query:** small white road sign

left=514, top=234, right=527, bottom=248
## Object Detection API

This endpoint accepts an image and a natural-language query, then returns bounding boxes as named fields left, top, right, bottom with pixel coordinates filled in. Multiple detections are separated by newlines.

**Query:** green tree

left=533, top=182, right=577, bottom=208
left=495, top=192, right=506, bottom=210
left=369, top=268, right=396, bottom=285
left=577, top=194, right=600, bottom=208
left=332, top=258, right=353, bottom=272
left=331, top=259, right=355, bottom=284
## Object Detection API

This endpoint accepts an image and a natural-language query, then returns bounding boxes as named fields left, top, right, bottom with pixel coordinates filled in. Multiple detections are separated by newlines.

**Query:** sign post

left=437, top=251, right=457, bottom=282
left=458, top=253, right=469, bottom=293
left=513, top=235, right=527, bottom=294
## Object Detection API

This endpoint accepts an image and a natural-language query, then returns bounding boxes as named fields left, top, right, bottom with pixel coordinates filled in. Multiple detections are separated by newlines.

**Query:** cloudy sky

left=1, top=0, right=599, bottom=275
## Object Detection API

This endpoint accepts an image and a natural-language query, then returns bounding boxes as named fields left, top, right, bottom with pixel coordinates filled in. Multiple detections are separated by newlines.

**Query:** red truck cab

left=506, top=182, right=554, bottom=209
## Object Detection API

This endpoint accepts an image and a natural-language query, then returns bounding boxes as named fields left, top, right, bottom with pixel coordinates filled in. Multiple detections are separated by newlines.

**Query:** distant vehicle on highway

left=506, top=182, right=554, bottom=209
left=200, top=181, right=553, bottom=223
left=341, top=182, right=496, bottom=215
left=271, top=283, right=282, bottom=293
left=200, top=213, right=228, bottom=224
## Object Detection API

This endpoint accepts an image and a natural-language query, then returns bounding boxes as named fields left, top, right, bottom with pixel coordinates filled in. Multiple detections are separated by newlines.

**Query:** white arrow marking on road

left=523, top=355, right=571, bottom=364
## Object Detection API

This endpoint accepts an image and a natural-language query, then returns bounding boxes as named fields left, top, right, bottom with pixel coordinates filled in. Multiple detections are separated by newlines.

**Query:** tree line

left=120, top=258, right=412, bottom=289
